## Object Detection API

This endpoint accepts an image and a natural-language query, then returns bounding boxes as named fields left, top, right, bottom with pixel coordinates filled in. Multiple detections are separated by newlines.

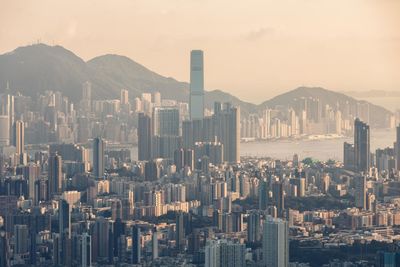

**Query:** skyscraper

left=213, top=104, right=240, bottom=163
left=176, top=212, right=185, bottom=251
left=120, top=89, right=129, bottom=105
left=138, top=113, right=152, bottom=161
left=14, top=120, right=24, bottom=157
left=205, top=239, right=246, bottom=267
left=93, top=137, right=105, bottom=178
left=153, top=107, right=180, bottom=136
left=355, top=175, right=367, bottom=210
left=259, top=178, right=269, bottom=210
left=80, top=81, right=92, bottom=114
left=0, top=230, right=10, bottom=267
left=152, top=107, right=181, bottom=159
left=49, top=153, right=63, bottom=196
left=81, top=232, right=92, bottom=267
left=247, top=211, right=261, bottom=243
left=132, top=225, right=141, bottom=264
left=0, top=94, right=14, bottom=144
left=58, top=199, right=71, bottom=266
left=152, top=229, right=158, bottom=260
left=263, top=216, right=289, bottom=267
left=190, top=50, right=204, bottom=120
left=396, top=125, right=400, bottom=171
left=23, top=162, right=40, bottom=204
left=14, top=224, right=29, bottom=255
left=344, top=142, right=355, bottom=170
left=354, top=118, right=370, bottom=173
left=272, top=181, right=285, bottom=218
left=0, top=115, right=10, bottom=146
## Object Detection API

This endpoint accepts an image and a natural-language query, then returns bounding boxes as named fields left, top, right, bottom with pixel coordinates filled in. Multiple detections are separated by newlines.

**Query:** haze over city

left=1, top=0, right=400, bottom=103
left=1, top=1, right=400, bottom=267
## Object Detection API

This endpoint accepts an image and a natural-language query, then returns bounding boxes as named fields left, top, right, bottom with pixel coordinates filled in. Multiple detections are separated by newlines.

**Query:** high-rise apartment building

left=205, top=239, right=246, bottom=267
left=263, top=216, right=289, bottom=267
left=138, top=113, right=152, bottom=161
left=120, top=89, right=129, bottom=105
left=80, top=81, right=92, bottom=114
left=354, top=175, right=367, bottom=210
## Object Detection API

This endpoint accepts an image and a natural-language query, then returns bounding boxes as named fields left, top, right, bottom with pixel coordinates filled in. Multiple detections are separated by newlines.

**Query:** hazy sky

left=1, top=0, right=399, bottom=103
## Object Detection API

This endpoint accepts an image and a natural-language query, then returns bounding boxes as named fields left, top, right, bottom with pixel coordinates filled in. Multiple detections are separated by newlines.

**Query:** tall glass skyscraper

left=190, top=50, right=204, bottom=120
left=354, top=118, right=370, bottom=173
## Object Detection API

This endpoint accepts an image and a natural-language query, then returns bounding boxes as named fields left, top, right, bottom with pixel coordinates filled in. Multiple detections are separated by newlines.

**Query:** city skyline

left=1, top=1, right=400, bottom=103
left=0, top=1, right=400, bottom=267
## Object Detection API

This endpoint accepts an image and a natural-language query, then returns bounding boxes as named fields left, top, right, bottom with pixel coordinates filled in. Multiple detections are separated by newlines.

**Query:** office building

left=263, top=216, right=289, bottom=267
left=58, top=199, right=71, bottom=265
left=14, top=120, right=24, bottom=156
left=138, top=113, right=152, bottom=161
left=190, top=50, right=204, bottom=120
left=49, top=153, right=63, bottom=196
left=132, top=225, right=141, bottom=264
left=93, top=137, right=105, bottom=178
left=152, top=230, right=158, bottom=260
left=354, top=118, right=370, bottom=173
left=213, top=104, right=240, bottom=163
left=176, top=212, right=185, bottom=251
left=272, top=181, right=285, bottom=218
left=23, top=163, right=40, bottom=203
left=93, top=217, right=110, bottom=261
left=344, top=142, right=355, bottom=170
left=153, top=107, right=179, bottom=137
left=259, top=179, right=269, bottom=210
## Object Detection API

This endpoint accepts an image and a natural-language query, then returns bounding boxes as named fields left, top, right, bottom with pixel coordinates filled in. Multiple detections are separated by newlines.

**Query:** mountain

left=260, top=87, right=391, bottom=128
left=87, top=54, right=190, bottom=102
left=0, top=44, right=88, bottom=100
left=0, top=44, right=393, bottom=127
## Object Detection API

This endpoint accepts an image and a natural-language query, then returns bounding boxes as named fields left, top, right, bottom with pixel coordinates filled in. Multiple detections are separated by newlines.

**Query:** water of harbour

left=240, top=128, right=396, bottom=161
left=130, top=128, right=396, bottom=162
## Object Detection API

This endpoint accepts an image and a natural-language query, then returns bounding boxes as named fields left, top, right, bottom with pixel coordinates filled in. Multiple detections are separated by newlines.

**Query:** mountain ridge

left=0, top=44, right=393, bottom=127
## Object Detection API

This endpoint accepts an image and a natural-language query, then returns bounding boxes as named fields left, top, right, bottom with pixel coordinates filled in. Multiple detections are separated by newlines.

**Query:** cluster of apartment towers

left=137, top=50, right=240, bottom=173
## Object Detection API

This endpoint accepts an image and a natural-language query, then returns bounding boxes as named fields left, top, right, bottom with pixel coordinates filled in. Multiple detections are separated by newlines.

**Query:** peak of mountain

left=0, top=44, right=88, bottom=101
left=0, top=43, right=393, bottom=127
